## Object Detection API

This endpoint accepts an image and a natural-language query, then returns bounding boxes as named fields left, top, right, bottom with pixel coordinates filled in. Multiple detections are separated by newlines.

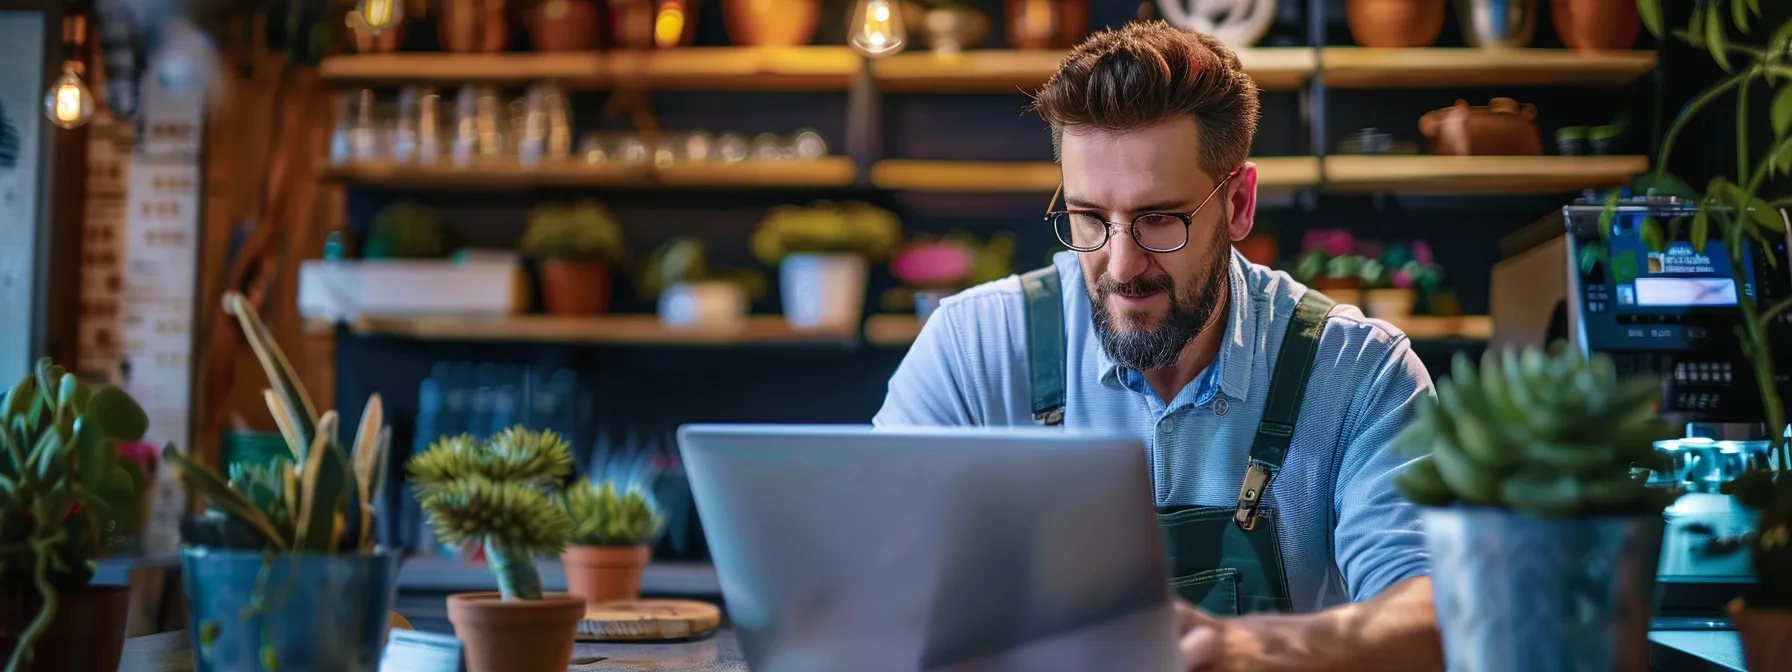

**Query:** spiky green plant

left=162, top=291, right=391, bottom=554
left=558, top=479, right=664, bottom=548
left=0, top=358, right=151, bottom=672
left=519, top=200, right=628, bottom=263
left=407, top=427, right=574, bottom=601
left=1391, top=343, right=1681, bottom=518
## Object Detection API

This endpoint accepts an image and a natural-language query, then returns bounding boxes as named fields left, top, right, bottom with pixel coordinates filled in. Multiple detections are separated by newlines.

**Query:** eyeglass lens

left=1052, top=213, right=1188, bottom=252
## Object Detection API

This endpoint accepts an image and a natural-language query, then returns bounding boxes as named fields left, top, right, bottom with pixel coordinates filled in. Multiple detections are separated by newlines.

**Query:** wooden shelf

left=324, top=156, right=858, bottom=189
left=342, top=314, right=858, bottom=346
left=1322, top=155, right=1648, bottom=195
left=866, top=313, right=1490, bottom=346
left=868, top=157, right=1323, bottom=193
left=872, top=48, right=1315, bottom=93
left=1320, top=48, right=1657, bottom=89
left=318, top=47, right=860, bottom=90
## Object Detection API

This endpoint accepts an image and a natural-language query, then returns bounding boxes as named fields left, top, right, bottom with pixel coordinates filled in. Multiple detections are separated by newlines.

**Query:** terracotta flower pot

left=538, top=259, right=612, bottom=315
left=0, top=585, right=131, bottom=672
left=439, top=0, right=511, bottom=53
left=724, top=0, right=820, bottom=47
left=1346, top=0, right=1446, bottom=48
left=1311, top=277, right=1364, bottom=308
left=1730, top=599, right=1792, bottom=671
left=1365, top=288, right=1417, bottom=319
left=528, top=0, right=604, bottom=51
left=1550, top=0, right=1639, bottom=51
left=447, top=592, right=586, bottom=672
left=1005, top=0, right=1088, bottom=49
left=562, top=545, right=653, bottom=606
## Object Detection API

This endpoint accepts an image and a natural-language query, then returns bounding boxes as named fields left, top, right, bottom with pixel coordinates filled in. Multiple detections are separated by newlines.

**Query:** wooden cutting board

left=575, top=599, right=722, bottom=642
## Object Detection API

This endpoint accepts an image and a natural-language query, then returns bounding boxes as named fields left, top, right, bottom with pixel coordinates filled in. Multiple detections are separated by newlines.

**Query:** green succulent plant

left=558, top=479, right=664, bottom=548
left=363, top=200, right=446, bottom=259
left=520, top=199, right=628, bottom=263
left=163, top=291, right=391, bottom=555
left=407, top=426, right=575, bottom=601
left=750, top=200, right=903, bottom=266
left=1391, top=343, right=1680, bottom=519
left=0, top=358, right=150, bottom=672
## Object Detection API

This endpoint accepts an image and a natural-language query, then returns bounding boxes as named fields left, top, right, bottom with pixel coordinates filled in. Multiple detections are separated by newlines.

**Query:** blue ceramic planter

left=1422, top=507, right=1664, bottom=672
left=181, top=547, right=400, bottom=672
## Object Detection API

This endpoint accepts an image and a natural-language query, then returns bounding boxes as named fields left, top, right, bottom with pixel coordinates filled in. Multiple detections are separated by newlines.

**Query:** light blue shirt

left=873, top=249, right=1435, bottom=612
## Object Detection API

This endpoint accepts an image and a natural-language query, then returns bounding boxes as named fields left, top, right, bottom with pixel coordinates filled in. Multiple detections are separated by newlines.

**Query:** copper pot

left=1419, top=97, right=1542, bottom=156
left=1550, top=0, right=1639, bottom=51
left=1346, top=0, right=1446, bottom=48
left=528, top=0, right=603, bottom=51
left=723, top=0, right=820, bottom=47
left=1005, top=0, right=1087, bottom=50
left=439, top=0, right=511, bottom=53
left=611, top=0, right=700, bottom=49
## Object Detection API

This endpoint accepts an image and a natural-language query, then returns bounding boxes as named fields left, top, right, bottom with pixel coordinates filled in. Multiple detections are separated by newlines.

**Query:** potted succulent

left=557, top=478, right=665, bottom=607
left=638, top=236, right=767, bottom=329
left=520, top=199, right=629, bottom=316
left=886, top=231, right=1017, bottom=320
left=0, top=359, right=150, bottom=672
left=1623, top=1, right=1792, bottom=666
left=407, top=426, right=583, bottom=672
left=1290, top=228, right=1375, bottom=308
left=751, top=200, right=903, bottom=329
left=362, top=199, right=446, bottom=260
left=1391, top=344, right=1680, bottom=670
left=161, top=291, right=398, bottom=672
left=1362, top=240, right=1443, bottom=320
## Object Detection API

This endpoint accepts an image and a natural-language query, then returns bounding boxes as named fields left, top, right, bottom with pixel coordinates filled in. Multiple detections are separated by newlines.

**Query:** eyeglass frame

left=1043, top=165, right=1244, bottom=254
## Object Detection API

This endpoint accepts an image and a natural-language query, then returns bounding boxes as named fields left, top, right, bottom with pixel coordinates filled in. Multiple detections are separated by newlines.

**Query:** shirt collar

left=1085, top=248, right=1260, bottom=404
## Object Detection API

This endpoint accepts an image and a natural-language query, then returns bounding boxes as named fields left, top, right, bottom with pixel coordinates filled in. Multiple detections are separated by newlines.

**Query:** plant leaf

left=1599, top=189, right=1621, bottom=242
left=71, top=417, right=107, bottom=492
left=86, top=386, right=148, bottom=442
left=1774, top=87, right=1792, bottom=140
left=1638, top=0, right=1663, bottom=36
left=1732, top=0, right=1749, bottom=33
left=1689, top=4, right=1707, bottom=47
left=263, top=389, right=304, bottom=463
left=1745, top=0, right=1760, bottom=18
left=1691, top=209, right=1710, bottom=254
left=162, top=445, right=288, bottom=549
left=1746, top=224, right=1780, bottom=268
left=295, top=412, right=344, bottom=552
left=352, top=394, right=383, bottom=507
left=1642, top=216, right=1666, bottom=253
left=1707, top=2, right=1732, bottom=71
left=224, top=292, right=318, bottom=453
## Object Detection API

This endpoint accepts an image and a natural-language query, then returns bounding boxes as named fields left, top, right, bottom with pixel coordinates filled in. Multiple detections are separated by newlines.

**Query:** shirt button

left=1213, top=397, right=1230, bottom=416
left=1160, top=419, right=1177, bottom=434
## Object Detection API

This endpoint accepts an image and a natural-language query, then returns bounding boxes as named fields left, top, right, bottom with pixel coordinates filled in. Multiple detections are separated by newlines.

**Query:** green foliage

left=558, top=479, right=664, bottom=547
left=636, top=236, right=769, bottom=302
left=1391, top=343, right=1680, bottom=518
left=163, top=292, right=390, bottom=555
left=751, top=200, right=904, bottom=265
left=363, top=200, right=446, bottom=259
left=0, top=358, right=150, bottom=672
left=520, top=199, right=628, bottom=262
left=406, top=426, right=575, bottom=601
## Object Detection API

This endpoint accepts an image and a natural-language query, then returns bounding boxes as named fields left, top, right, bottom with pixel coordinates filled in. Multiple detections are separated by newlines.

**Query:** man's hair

left=1031, top=21, right=1260, bottom=183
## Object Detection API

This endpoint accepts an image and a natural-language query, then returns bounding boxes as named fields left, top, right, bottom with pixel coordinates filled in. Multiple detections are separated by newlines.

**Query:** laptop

left=675, top=424, right=1181, bottom=672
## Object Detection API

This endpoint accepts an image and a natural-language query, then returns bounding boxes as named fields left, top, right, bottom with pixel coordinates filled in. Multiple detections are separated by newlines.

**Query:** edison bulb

left=358, top=0, right=404, bottom=33
left=43, top=62, right=93, bottom=130
left=849, top=0, right=906, bottom=57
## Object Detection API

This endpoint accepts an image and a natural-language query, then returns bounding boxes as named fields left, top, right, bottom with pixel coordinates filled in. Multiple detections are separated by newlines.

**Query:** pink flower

left=1412, top=240, right=1435, bottom=266
left=1392, top=269, right=1414, bottom=289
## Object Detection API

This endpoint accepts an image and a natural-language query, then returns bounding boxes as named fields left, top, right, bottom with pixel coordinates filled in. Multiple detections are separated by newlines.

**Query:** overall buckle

left=1233, top=462, right=1274, bottom=531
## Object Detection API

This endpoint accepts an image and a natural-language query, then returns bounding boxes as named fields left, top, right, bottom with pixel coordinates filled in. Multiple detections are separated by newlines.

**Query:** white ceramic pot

left=780, top=253, right=868, bottom=329
left=1365, top=288, right=1417, bottom=320
left=658, top=281, right=747, bottom=329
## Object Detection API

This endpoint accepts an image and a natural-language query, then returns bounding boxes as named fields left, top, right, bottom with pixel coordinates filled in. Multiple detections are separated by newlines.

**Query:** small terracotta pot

left=1346, top=0, right=1446, bottom=48
left=528, top=0, right=604, bottom=51
left=0, top=585, right=131, bottom=672
left=439, top=0, right=511, bottom=53
left=1311, top=278, right=1364, bottom=308
left=1005, top=0, right=1088, bottom=49
left=446, top=591, right=586, bottom=672
left=562, top=545, right=653, bottom=606
left=538, top=260, right=612, bottom=315
left=724, top=0, right=820, bottom=47
left=1550, top=0, right=1639, bottom=51
left=1365, top=288, right=1417, bottom=319
left=1731, top=599, right=1792, bottom=672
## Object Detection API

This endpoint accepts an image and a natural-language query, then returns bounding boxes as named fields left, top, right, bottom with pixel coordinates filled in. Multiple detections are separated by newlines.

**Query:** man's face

left=1059, top=118, right=1252, bottom=371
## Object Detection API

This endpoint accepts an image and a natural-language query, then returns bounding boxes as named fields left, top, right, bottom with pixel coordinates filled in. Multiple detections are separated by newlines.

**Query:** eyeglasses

left=1044, top=166, right=1242, bottom=253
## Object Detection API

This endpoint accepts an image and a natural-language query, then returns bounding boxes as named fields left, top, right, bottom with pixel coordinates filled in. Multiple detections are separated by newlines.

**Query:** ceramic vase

left=780, top=253, right=868, bottom=330
left=1346, top=0, right=1446, bottom=48
left=439, top=0, right=511, bottom=52
left=447, top=591, right=586, bottom=672
left=658, top=281, right=747, bottom=329
left=527, top=0, right=604, bottom=51
left=0, top=585, right=131, bottom=672
left=538, top=260, right=612, bottom=315
left=181, top=548, right=400, bottom=672
left=1550, top=0, right=1639, bottom=51
left=1364, top=288, right=1417, bottom=319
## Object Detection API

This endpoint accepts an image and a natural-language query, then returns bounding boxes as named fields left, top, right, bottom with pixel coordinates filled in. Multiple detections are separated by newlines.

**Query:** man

left=872, top=21, right=1444, bottom=672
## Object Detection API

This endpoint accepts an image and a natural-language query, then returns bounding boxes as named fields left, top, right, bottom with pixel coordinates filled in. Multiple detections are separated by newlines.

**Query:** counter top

left=118, top=629, right=748, bottom=672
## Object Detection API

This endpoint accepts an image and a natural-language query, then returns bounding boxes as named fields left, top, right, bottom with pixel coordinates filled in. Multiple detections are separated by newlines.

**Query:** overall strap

left=1019, top=265, right=1066, bottom=426
left=1234, top=289, right=1335, bottom=530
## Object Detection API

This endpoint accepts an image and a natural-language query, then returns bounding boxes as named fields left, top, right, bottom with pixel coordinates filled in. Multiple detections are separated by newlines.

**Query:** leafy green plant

left=750, top=200, right=904, bottom=266
left=363, top=199, right=446, bottom=259
left=0, top=359, right=150, bottom=672
left=164, top=292, right=391, bottom=555
left=558, top=479, right=664, bottom=547
left=407, top=426, right=574, bottom=601
left=636, top=236, right=768, bottom=302
left=1391, top=343, right=1680, bottom=518
left=520, top=199, right=628, bottom=263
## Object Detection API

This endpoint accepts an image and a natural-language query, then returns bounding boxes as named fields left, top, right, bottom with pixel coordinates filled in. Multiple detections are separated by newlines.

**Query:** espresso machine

left=1497, top=192, right=1792, bottom=620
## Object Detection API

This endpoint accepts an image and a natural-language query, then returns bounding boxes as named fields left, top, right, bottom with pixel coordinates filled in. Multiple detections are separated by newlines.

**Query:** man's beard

left=1088, top=245, right=1228, bottom=372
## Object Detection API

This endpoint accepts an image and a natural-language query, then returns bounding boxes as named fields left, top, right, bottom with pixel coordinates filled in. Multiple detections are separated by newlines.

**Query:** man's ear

left=1226, top=163, right=1259, bottom=242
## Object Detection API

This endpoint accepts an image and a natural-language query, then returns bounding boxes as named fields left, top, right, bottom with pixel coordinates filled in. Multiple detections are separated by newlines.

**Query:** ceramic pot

left=724, top=0, right=820, bottom=47
left=447, top=591, right=586, bottom=672
left=1422, top=507, right=1662, bottom=672
left=1455, top=0, right=1537, bottom=48
left=1310, top=279, right=1363, bottom=309
left=528, top=0, right=604, bottom=51
left=658, top=281, right=748, bottom=329
left=439, top=0, right=511, bottom=52
left=1005, top=0, right=1087, bottom=49
left=1346, top=0, right=1446, bottom=48
left=1551, top=0, right=1639, bottom=51
left=538, top=260, right=612, bottom=315
left=0, top=585, right=130, bottom=672
left=1419, top=97, right=1542, bottom=156
left=562, top=545, right=653, bottom=607
left=1364, top=288, right=1417, bottom=319
left=180, top=548, right=400, bottom=671
left=1732, top=600, right=1792, bottom=670
left=915, top=289, right=952, bottom=320
left=780, top=253, right=868, bottom=330
left=905, top=2, right=991, bottom=54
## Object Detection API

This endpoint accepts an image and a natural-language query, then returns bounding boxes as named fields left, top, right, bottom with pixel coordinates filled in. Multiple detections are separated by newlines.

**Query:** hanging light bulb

left=848, top=0, right=906, bottom=57
left=358, top=0, right=404, bottom=34
left=43, top=61, right=93, bottom=130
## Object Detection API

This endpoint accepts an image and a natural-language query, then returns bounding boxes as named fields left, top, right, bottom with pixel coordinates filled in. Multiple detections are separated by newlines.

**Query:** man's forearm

left=1313, top=576, right=1442, bottom=671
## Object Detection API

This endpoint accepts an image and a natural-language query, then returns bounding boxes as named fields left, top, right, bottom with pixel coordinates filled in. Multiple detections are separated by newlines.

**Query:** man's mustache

left=1099, top=274, right=1175, bottom=299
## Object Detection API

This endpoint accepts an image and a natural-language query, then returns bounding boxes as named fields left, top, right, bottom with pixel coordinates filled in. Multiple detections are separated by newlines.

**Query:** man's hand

left=1173, top=577, right=1443, bottom=672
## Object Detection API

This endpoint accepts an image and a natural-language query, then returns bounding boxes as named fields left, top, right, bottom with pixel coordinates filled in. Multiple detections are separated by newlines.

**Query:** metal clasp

left=1032, top=409, right=1064, bottom=426
left=1233, top=462, right=1274, bottom=530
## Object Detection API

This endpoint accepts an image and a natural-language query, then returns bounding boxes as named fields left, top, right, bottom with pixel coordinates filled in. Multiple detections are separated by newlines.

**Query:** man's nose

left=1105, top=225, right=1153, bottom=282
